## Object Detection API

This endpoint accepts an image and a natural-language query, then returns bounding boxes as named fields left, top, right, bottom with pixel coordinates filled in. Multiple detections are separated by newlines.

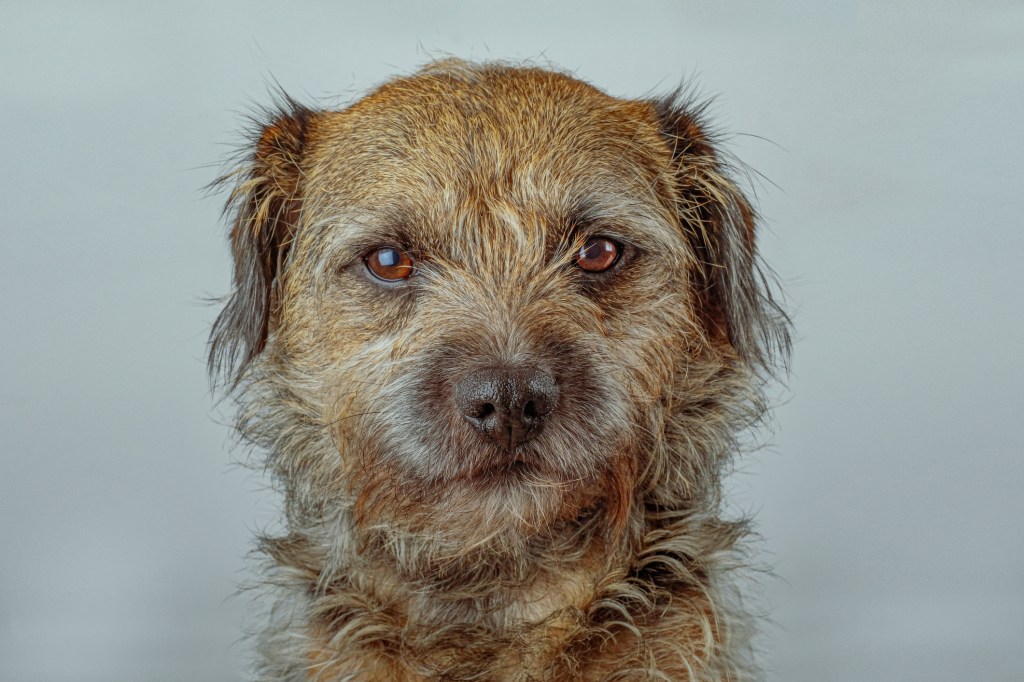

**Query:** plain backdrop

left=2, top=2, right=1022, bottom=681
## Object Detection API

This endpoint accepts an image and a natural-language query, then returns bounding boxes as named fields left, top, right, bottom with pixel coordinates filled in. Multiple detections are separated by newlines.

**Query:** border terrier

left=210, top=59, right=789, bottom=681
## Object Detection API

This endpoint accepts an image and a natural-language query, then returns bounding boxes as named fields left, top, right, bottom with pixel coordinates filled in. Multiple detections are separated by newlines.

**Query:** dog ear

left=208, top=96, right=314, bottom=388
left=652, top=92, right=790, bottom=372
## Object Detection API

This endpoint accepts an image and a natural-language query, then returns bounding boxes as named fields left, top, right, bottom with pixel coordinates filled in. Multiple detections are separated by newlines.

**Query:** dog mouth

left=445, top=443, right=578, bottom=489
left=486, top=456, right=544, bottom=483
left=459, top=450, right=544, bottom=484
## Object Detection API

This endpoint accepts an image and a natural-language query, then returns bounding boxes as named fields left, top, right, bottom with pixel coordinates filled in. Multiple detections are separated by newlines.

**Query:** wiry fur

left=210, top=60, right=789, bottom=681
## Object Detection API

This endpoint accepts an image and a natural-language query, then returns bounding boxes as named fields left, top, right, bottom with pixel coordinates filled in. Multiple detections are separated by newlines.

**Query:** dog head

left=210, top=60, right=788, bottom=551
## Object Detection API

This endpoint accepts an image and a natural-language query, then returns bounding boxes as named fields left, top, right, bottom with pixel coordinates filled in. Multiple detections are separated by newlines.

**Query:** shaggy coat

left=210, top=60, right=789, bottom=681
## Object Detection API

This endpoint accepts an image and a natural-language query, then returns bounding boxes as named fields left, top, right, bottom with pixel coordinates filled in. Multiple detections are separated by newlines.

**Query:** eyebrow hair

left=565, top=192, right=680, bottom=246
left=305, top=182, right=684, bottom=277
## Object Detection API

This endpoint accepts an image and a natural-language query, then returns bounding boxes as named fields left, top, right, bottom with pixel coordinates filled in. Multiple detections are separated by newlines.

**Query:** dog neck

left=325, top=503, right=627, bottom=629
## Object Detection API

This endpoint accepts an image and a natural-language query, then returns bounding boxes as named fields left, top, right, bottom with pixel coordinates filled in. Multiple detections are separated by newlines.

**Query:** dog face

left=211, top=60, right=785, bottom=549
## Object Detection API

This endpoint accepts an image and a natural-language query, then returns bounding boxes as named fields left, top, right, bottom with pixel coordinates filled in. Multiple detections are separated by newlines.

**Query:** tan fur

left=211, top=59, right=789, bottom=681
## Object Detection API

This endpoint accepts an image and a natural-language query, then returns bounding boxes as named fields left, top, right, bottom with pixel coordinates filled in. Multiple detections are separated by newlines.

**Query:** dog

left=209, top=59, right=789, bottom=681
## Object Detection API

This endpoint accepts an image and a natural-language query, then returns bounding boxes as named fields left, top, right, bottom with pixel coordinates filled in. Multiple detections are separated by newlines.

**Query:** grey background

left=1, top=1, right=1021, bottom=680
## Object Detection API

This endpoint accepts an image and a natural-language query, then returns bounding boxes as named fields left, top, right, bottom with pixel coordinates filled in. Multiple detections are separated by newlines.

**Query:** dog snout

left=454, top=367, right=559, bottom=450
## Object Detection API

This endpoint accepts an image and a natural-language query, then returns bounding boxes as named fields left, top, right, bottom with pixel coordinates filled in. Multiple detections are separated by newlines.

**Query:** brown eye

left=365, top=247, right=414, bottom=282
left=576, top=237, right=620, bottom=273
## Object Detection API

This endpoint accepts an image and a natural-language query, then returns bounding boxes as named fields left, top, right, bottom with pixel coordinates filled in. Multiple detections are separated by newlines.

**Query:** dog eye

left=365, top=247, right=415, bottom=282
left=575, top=237, right=621, bottom=273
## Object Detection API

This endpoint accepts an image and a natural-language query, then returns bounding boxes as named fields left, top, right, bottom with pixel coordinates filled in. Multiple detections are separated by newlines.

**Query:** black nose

left=454, top=367, right=559, bottom=450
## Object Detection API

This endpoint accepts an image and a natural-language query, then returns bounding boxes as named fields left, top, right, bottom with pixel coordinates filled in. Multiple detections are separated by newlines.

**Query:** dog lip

left=450, top=445, right=549, bottom=483
left=479, top=458, right=539, bottom=484
left=449, top=457, right=537, bottom=485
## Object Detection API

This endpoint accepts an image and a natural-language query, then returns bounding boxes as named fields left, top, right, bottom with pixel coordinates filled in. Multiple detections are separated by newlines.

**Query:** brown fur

left=210, top=59, right=789, bottom=681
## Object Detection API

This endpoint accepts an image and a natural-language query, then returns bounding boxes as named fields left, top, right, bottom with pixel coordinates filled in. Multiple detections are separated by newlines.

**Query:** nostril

left=522, top=400, right=538, bottom=420
left=476, top=402, right=496, bottom=420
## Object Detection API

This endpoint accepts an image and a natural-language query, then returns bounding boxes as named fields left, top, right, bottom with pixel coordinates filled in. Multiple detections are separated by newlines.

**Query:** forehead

left=301, top=63, right=678, bottom=247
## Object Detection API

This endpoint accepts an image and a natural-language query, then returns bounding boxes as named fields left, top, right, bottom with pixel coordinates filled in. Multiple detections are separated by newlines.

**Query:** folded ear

left=652, top=92, right=790, bottom=372
left=208, top=96, right=314, bottom=388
